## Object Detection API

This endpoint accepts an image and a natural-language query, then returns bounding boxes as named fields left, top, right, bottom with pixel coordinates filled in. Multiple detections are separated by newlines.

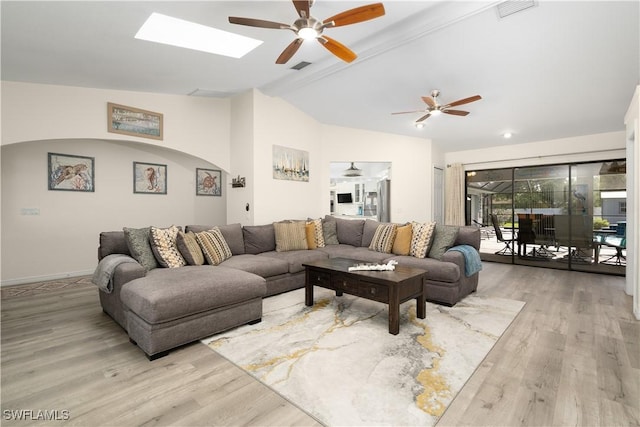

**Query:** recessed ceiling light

left=503, top=132, right=512, bottom=139
left=415, top=123, right=424, bottom=129
left=135, top=13, right=262, bottom=58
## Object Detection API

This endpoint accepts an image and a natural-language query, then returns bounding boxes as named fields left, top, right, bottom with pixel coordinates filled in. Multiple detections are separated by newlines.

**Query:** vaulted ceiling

left=2, top=1, right=638, bottom=152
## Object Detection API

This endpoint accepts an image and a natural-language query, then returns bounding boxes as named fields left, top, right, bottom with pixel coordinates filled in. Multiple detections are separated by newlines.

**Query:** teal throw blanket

left=447, top=245, right=483, bottom=277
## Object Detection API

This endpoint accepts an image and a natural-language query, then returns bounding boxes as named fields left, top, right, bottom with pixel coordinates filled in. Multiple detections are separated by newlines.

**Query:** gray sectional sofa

left=97, top=217, right=481, bottom=359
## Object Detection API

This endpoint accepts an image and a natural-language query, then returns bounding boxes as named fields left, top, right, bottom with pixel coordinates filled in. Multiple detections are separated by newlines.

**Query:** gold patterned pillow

left=311, top=218, right=325, bottom=247
left=195, top=228, right=232, bottom=265
left=149, top=225, right=186, bottom=268
left=369, top=224, right=398, bottom=253
left=409, top=221, right=436, bottom=258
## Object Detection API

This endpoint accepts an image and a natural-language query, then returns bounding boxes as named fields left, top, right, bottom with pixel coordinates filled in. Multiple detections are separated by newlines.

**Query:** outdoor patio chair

left=490, top=214, right=516, bottom=256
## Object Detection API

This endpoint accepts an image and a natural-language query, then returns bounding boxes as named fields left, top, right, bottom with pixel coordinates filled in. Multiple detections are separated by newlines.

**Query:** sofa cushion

left=410, top=221, right=436, bottom=258
left=259, top=249, right=328, bottom=274
left=369, top=224, right=397, bottom=253
left=195, top=228, right=232, bottom=265
left=121, top=266, right=266, bottom=324
left=99, top=231, right=130, bottom=260
left=428, top=225, right=459, bottom=260
left=219, top=254, right=289, bottom=278
left=322, top=220, right=339, bottom=245
left=274, top=221, right=308, bottom=252
left=176, top=231, right=205, bottom=266
left=315, top=245, right=390, bottom=263
left=243, top=224, right=276, bottom=254
left=150, top=225, right=186, bottom=268
left=392, top=224, right=412, bottom=256
left=123, top=226, right=159, bottom=271
left=328, top=215, right=365, bottom=247
left=386, top=255, right=460, bottom=283
left=185, top=224, right=245, bottom=255
left=361, top=219, right=381, bottom=247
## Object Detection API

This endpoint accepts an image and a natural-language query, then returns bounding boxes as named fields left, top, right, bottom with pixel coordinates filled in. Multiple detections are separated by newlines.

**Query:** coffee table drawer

left=331, top=274, right=360, bottom=294
left=359, top=281, right=388, bottom=303
left=308, top=270, right=331, bottom=287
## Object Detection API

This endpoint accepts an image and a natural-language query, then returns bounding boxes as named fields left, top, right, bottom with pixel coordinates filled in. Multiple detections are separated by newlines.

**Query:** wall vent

left=497, top=0, right=537, bottom=18
left=290, top=61, right=312, bottom=71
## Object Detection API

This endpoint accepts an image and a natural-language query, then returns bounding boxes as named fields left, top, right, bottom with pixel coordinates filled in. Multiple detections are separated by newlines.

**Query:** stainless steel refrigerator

left=377, top=179, right=391, bottom=222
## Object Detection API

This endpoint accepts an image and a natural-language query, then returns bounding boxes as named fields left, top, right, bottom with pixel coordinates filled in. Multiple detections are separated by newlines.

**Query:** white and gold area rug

left=202, top=288, right=525, bottom=426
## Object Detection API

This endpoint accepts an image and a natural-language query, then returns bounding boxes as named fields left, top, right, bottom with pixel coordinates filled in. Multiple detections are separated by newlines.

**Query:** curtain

left=445, top=163, right=465, bottom=226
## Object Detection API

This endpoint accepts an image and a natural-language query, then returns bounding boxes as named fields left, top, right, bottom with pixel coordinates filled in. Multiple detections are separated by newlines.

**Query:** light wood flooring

left=1, top=263, right=638, bottom=426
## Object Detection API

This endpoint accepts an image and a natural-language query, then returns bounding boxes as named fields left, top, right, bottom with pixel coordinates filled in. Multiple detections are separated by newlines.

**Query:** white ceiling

left=2, top=1, right=638, bottom=152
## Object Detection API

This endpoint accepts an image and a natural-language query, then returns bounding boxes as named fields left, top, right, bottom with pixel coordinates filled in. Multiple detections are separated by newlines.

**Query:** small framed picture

left=196, top=168, right=222, bottom=196
left=133, top=162, right=167, bottom=194
left=108, top=102, right=163, bottom=140
left=48, top=152, right=95, bottom=192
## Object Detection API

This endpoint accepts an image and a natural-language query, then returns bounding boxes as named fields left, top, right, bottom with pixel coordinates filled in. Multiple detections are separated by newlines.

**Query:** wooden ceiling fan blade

left=416, top=113, right=431, bottom=123
left=444, top=95, right=482, bottom=108
left=421, top=96, right=436, bottom=108
left=292, top=0, right=310, bottom=18
left=323, top=3, right=385, bottom=28
left=228, top=16, right=290, bottom=30
left=391, top=110, right=425, bottom=115
left=318, top=36, right=357, bottom=63
left=443, top=110, right=470, bottom=116
left=276, top=39, right=303, bottom=64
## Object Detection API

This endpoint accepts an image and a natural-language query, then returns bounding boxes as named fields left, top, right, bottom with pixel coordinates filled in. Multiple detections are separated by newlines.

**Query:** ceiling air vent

left=290, top=61, right=312, bottom=71
left=497, top=0, right=537, bottom=18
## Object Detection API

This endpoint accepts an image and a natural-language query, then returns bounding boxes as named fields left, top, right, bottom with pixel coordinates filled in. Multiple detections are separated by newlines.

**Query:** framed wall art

left=133, top=162, right=167, bottom=194
left=48, top=152, right=95, bottom=192
left=272, top=145, right=309, bottom=182
left=108, top=102, right=163, bottom=140
left=196, top=168, right=222, bottom=196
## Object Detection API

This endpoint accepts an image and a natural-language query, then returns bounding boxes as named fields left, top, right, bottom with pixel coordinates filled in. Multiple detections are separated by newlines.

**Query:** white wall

left=624, top=85, right=639, bottom=320
left=1, top=81, right=231, bottom=170
left=321, top=125, right=433, bottom=223
left=1, top=139, right=226, bottom=285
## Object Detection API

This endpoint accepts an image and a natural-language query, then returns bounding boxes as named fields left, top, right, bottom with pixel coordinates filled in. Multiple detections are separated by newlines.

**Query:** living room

left=1, top=1, right=639, bottom=426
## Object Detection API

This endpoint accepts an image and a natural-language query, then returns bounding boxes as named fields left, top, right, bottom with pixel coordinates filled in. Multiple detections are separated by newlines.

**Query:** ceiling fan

left=228, top=0, right=385, bottom=64
left=392, top=90, right=482, bottom=124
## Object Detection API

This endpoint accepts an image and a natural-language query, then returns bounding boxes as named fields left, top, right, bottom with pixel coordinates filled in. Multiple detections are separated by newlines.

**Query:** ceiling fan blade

left=318, top=36, right=357, bottom=63
left=322, top=3, right=385, bottom=28
left=229, top=16, right=290, bottom=30
left=421, top=96, right=436, bottom=108
left=292, top=0, right=310, bottom=18
left=416, top=113, right=431, bottom=123
left=391, top=110, right=425, bottom=115
left=443, top=95, right=482, bottom=108
left=276, top=39, right=303, bottom=64
left=443, top=109, right=470, bottom=116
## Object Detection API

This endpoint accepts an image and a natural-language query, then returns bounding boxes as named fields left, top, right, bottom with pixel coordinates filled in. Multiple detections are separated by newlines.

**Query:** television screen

left=337, top=193, right=353, bottom=203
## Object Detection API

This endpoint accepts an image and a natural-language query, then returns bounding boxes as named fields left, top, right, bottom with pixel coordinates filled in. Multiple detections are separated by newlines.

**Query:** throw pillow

left=361, top=219, right=381, bottom=247
left=392, top=224, right=413, bottom=256
left=195, top=228, right=232, bottom=265
left=332, top=216, right=365, bottom=246
left=176, top=231, right=205, bottom=266
left=305, top=222, right=318, bottom=250
left=410, top=221, right=437, bottom=258
left=242, top=224, right=276, bottom=254
left=310, top=218, right=325, bottom=247
left=149, top=225, right=186, bottom=268
left=123, top=226, right=159, bottom=270
left=322, top=219, right=339, bottom=245
left=273, top=221, right=308, bottom=252
left=428, top=224, right=460, bottom=260
left=369, top=224, right=398, bottom=253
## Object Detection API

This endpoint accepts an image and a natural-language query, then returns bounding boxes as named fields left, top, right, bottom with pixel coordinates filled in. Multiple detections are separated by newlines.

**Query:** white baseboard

left=1, top=270, right=94, bottom=287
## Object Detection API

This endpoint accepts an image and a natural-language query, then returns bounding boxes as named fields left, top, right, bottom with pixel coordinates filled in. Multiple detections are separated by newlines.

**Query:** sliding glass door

left=466, top=160, right=626, bottom=276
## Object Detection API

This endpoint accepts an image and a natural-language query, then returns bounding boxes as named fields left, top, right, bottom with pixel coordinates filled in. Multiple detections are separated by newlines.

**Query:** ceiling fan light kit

left=228, top=0, right=385, bottom=64
left=392, top=89, right=482, bottom=126
left=343, top=162, right=363, bottom=177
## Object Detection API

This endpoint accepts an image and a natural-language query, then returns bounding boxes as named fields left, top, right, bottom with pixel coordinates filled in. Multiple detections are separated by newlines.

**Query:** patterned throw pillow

left=149, top=225, right=186, bottom=268
left=176, top=231, right=205, bottom=266
left=428, top=224, right=460, bottom=260
left=311, top=218, right=325, bottom=247
left=195, top=228, right=232, bottom=265
left=410, top=221, right=437, bottom=258
left=123, top=226, right=159, bottom=270
left=392, top=224, right=413, bottom=256
left=369, top=224, right=398, bottom=253
left=273, top=221, right=308, bottom=252
left=305, top=222, right=318, bottom=250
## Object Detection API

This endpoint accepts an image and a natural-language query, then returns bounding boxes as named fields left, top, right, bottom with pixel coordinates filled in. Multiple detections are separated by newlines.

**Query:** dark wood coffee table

left=303, top=257, right=428, bottom=335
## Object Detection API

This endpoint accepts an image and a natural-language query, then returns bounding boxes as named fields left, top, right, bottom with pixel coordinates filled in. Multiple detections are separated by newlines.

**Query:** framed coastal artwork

left=133, top=162, right=167, bottom=194
left=272, top=145, right=309, bottom=182
left=48, top=152, right=95, bottom=192
left=108, top=102, right=163, bottom=140
left=196, top=168, right=222, bottom=196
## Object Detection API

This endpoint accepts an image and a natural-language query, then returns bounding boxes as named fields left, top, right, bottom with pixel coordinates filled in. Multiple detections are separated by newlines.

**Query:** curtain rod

left=446, top=148, right=625, bottom=168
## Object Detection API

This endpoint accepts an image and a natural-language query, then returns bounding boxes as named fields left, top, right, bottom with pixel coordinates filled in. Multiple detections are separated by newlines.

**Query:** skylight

left=135, top=13, right=262, bottom=58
